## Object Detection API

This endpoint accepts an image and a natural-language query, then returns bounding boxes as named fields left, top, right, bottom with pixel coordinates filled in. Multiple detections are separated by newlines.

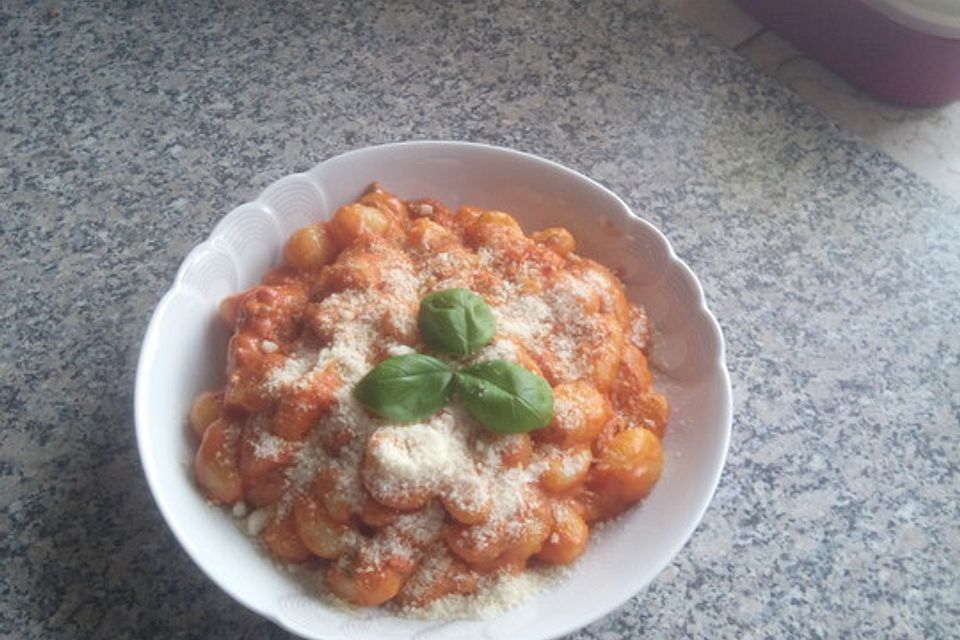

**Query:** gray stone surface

left=2, top=0, right=958, bottom=638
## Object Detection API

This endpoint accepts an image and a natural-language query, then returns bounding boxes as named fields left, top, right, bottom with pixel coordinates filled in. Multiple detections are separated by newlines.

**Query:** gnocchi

left=190, top=185, right=670, bottom=614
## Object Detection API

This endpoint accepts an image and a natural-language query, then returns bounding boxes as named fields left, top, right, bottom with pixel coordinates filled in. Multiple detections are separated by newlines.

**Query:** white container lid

left=864, top=0, right=960, bottom=38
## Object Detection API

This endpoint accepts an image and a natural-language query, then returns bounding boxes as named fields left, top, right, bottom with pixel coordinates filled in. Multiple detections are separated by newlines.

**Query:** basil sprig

left=354, top=288, right=554, bottom=432
left=354, top=354, right=454, bottom=422
left=455, top=361, right=554, bottom=434
left=418, top=288, right=496, bottom=357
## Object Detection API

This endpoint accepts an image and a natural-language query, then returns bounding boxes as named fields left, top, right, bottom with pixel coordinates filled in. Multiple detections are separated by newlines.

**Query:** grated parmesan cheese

left=386, top=343, right=417, bottom=357
left=255, top=434, right=287, bottom=460
left=360, top=502, right=446, bottom=567
left=466, top=338, right=519, bottom=365
left=263, top=353, right=314, bottom=393
left=553, top=397, right=586, bottom=434
left=217, top=202, right=657, bottom=619
left=260, top=339, right=278, bottom=353
left=492, top=294, right=553, bottom=343
left=396, top=565, right=569, bottom=620
left=364, top=411, right=489, bottom=514
left=246, top=508, right=271, bottom=536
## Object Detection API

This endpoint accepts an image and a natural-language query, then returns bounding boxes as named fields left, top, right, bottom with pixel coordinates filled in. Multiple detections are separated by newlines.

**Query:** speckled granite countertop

left=2, top=1, right=958, bottom=638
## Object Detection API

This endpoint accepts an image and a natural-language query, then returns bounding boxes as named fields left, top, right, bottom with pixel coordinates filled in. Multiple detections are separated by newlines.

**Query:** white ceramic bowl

left=135, top=141, right=732, bottom=640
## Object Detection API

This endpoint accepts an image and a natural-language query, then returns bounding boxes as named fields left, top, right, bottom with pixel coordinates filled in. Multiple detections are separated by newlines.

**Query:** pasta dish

left=188, top=185, right=669, bottom=615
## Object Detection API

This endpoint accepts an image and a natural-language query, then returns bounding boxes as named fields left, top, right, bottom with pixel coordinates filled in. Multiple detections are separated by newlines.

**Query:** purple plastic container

left=735, top=0, right=960, bottom=107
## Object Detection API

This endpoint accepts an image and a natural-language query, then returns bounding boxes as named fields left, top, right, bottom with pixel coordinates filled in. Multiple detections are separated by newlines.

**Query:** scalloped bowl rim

left=135, top=140, right=732, bottom=640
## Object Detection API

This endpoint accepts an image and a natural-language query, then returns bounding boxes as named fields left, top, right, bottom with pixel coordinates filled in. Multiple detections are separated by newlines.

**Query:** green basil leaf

left=418, top=288, right=496, bottom=357
left=454, top=360, right=553, bottom=434
left=354, top=354, right=454, bottom=422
